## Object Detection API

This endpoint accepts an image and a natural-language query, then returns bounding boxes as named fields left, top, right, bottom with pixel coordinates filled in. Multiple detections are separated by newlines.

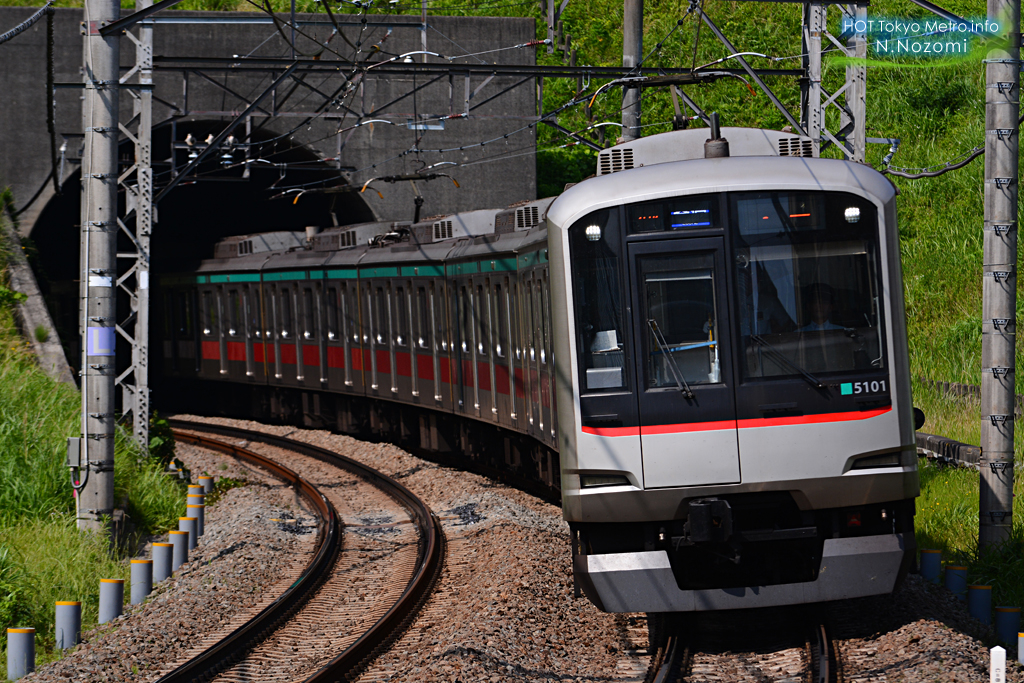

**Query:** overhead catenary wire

left=0, top=0, right=54, bottom=45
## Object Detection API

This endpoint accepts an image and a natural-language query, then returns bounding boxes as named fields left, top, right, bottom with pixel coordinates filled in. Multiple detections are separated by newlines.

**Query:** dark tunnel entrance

left=29, top=118, right=374, bottom=385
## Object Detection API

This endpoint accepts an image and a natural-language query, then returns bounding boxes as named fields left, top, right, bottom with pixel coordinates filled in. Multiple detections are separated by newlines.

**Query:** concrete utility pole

left=620, top=0, right=642, bottom=141
left=980, top=0, right=1020, bottom=552
left=78, top=0, right=119, bottom=531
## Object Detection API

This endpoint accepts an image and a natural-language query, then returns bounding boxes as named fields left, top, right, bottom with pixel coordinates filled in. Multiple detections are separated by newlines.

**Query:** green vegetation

left=2, top=0, right=1021, bottom=621
left=0, top=199, right=186, bottom=667
left=913, top=379, right=1024, bottom=611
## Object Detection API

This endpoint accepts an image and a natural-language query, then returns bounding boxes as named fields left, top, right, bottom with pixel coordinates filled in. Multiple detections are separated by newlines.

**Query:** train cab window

left=280, top=288, right=292, bottom=339
left=628, top=194, right=717, bottom=233
left=569, top=208, right=628, bottom=392
left=395, top=287, right=408, bottom=346
left=640, top=253, right=721, bottom=387
left=302, top=289, right=316, bottom=340
left=732, top=191, right=884, bottom=378
left=228, top=291, right=241, bottom=336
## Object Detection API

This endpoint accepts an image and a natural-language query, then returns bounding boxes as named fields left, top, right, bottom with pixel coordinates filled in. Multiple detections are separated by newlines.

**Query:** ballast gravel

left=27, top=413, right=1024, bottom=682
left=24, top=444, right=317, bottom=683
left=168, top=415, right=1024, bottom=683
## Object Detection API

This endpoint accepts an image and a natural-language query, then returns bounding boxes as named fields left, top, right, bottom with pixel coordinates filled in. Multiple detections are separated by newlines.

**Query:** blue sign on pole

left=87, top=327, right=116, bottom=356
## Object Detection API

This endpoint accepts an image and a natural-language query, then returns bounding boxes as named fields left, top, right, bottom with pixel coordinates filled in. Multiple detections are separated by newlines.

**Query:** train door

left=627, top=237, right=740, bottom=488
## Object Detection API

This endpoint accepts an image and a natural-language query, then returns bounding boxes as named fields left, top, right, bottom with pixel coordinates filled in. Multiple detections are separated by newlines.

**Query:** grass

left=0, top=200, right=186, bottom=669
left=913, top=378, right=1024, bottom=611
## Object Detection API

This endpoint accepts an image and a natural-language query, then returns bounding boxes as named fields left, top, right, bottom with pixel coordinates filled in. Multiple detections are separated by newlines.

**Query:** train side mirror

left=913, top=407, right=925, bottom=431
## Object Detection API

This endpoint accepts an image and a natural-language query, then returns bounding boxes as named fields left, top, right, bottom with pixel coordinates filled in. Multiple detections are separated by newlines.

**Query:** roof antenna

left=704, top=112, right=730, bottom=159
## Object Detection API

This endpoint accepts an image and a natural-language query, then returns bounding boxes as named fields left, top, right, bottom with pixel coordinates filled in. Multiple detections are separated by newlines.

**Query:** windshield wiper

left=750, top=334, right=825, bottom=389
left=648, top=319, right=695, bottom=399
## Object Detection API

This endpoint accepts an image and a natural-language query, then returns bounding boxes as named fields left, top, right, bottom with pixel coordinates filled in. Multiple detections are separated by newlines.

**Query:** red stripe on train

left=581, top=406, right=893, bottom=438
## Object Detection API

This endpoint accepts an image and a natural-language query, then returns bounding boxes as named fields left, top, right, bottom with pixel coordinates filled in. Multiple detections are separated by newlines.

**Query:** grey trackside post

left=6, top=628, right=34, bottom=679
left=187, top=504, right=205, bottom=536
left=55, top=602, right=81, bottom=649
left=98, top=579, right=123, bottom=624
left=980, top=0, right=1020, bottom=553
left=78, top=0, right=119, bottom=534
left=620, top=0, right=642, bottom=141
left=152, top=542, right=173, bottom=581
left=131, top=559, right=152, bottom=604
left=198, top=475, right=213, bottom=493
left=179, top=516, right=198, bottom=550
left=169, top=530, right=188, bottom=571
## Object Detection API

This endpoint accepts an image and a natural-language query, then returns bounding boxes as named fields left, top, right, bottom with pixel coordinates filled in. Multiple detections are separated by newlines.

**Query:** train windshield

left=731, top=191, right=884, bottom=379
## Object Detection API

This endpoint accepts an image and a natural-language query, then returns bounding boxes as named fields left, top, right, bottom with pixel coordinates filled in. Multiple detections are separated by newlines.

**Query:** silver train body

left=159, top=127, right=918, bottom=615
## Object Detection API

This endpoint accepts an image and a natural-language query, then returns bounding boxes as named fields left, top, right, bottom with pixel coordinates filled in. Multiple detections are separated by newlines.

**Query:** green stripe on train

left=263, top=271, right=308, bottom=282
left=326, top=269, right=358, bottom=279
left=208, top=273, right=261, bottom=283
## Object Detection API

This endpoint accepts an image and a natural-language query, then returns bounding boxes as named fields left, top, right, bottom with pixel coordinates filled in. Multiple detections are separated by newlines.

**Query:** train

left=158, top=125, right=921, bottom=622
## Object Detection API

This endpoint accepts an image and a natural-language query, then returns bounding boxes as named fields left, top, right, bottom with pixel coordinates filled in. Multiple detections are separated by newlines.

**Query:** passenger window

left=395, top=287, right=408, bottom=346
left=416, top=287, right=431, bottom=349
left=495, top=283, right=507, bottom=358
left=202, top=291, right=216, bottom=336
left=178, top=292, right=193, bottom=336
left=243, top=289, right=255, bottom=339
left=540, top=278, right=550, bottom=365
left=375, top=287, right=387, bottom=345
left=327, top=288, right=339, bottom=341
left=476, top=284, right=487, bottom=356
left=459, top=286, right=471, bottom=354
left=303, top=289, right=316, bottom=340
left=640, top=252, right=721, bottom=387
left=280, top=288, right=292, bottom=339
left=228, top=290, right=240, bottom=336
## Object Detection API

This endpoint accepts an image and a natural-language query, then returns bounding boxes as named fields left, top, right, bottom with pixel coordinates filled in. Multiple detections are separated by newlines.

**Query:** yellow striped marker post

left=187, top=503, right=205, bottom=537
left=98, top=579, right=124, bottom=624
left=169, top=530, right=188, bottom=570
left=7, top=628, right=34, bottom=679
left=55, top=602, right=80, bottom=649
left=179, top=516, right=198, bottom=550
left=131, top=559, right=152, bottom=604
left=969, top=585, right=993, bottom=624
left=152, top=542, right=173, bottom=581
left=995, top=607, right=1020, bottom=645
left=197, top=475, right=214, bottom=493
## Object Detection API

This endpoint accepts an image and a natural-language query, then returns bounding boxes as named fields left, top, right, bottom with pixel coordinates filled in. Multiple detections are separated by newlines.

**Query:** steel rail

left=157, top=427, right=341, bottom=683
left=166, top=419, right=446, bottom=683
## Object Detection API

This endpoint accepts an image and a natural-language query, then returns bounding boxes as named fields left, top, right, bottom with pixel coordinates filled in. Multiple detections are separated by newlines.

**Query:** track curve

left=162, top=420, right=445, bottom=683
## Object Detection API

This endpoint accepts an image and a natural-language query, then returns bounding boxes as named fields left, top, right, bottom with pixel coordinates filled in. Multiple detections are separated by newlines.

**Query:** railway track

left=161, top=420, right=445, bottom=683
left=644, top=610, right=843, bottom=683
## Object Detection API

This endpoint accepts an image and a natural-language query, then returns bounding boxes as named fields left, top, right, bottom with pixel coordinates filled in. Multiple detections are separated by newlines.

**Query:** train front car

left=548, top=128, right=919, bottom=615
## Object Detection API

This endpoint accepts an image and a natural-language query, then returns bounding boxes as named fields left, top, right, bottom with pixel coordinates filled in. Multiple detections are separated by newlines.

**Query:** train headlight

left=844, top=206, right=861, bottom=223
left=585, top=225, right=602, bottom=241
